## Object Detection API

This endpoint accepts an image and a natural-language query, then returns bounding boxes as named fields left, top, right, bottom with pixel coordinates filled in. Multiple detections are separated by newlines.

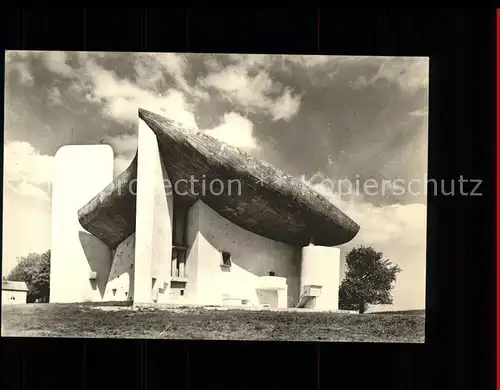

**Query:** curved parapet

left=78, top=154, right=138, bottom=249
left=138, top=108, right=360, bottom=247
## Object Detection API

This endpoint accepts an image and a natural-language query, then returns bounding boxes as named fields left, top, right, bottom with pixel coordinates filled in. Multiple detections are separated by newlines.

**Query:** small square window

left=269, top=271, right=275, bottom=276
left=221, top=251, right=231, bottom=267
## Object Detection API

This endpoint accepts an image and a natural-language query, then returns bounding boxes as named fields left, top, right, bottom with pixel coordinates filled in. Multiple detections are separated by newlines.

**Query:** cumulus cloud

left=9, top=61, right=34, bottom=86
left=9, top=51, right=302, bottom=162
left=68, top=52, right=263, bottom=175
left=5, top=51, right=35, bottom=86
left=3, top=141, right=54, bottom=201
left=206, top=112, right=257, bottom=150
left=75, top=57, right=199, bottom=129
left=47, top=86, right=62, bottom=105
left=103, top=133, right=138, bottom=177
left=42, top=51, right=74, bottom=77
left=199, top=57, right=302, bottom=121
left=105, top=133, right=137, bottom=157
left=285, top=54, right=336, bottom=68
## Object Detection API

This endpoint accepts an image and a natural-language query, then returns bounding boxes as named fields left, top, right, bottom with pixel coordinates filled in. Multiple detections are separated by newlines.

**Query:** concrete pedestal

left=256, top=276, right=288, bottom=308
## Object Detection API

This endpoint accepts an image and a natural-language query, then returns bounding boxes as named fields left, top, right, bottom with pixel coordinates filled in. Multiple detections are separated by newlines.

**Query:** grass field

left=1, top=303, right=425, bottom=343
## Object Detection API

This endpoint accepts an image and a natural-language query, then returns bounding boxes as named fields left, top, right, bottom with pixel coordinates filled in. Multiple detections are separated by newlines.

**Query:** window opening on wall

left=269, top=271, right=275, bottom=276
left=180, top=290, right=184, bottom=296
left=221, top=251, right=231, bottom=267
left=112, top=289, right=117, bottom=296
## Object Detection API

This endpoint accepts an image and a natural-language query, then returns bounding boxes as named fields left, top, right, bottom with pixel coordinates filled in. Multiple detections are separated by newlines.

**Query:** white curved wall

left=50, top=145, right=114, bottom=303
left=104, top=233, right=135, bottom=301
left=134, top=119, right=173, bottom=304
left=300, top=245, right=340, bottom=310
left=185, top=200, right=300, bottom=307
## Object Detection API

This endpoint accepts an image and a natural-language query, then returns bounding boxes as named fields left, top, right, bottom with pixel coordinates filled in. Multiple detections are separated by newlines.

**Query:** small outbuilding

left=2, top=279, right=29, bottom=305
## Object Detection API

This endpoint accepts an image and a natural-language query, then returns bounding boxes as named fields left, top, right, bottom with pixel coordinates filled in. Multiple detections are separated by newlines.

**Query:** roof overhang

left=78, top=109, right=360, bottom=249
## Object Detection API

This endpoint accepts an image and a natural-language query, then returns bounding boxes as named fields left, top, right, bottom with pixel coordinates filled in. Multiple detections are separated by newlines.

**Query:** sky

left=3, top=51, right=429, bottom=311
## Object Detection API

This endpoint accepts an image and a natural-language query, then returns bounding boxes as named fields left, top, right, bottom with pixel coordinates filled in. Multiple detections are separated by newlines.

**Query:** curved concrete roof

left=78, top=108, right=360, bottom=248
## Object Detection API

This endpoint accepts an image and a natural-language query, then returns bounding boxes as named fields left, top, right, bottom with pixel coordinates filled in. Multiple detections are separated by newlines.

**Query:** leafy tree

left=7, top=250, right=50, bottom=303
left=339, top=245, right=401, bottom=314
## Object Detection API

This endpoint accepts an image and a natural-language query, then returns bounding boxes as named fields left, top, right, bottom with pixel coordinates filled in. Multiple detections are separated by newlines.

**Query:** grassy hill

left=1, top=303, right=425, bottom=343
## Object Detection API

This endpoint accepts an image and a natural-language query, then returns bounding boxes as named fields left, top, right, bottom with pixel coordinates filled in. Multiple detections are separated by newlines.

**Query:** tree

left=7, top=250, right=51, bottom=303
left=339, top=245, right=401, bottom=314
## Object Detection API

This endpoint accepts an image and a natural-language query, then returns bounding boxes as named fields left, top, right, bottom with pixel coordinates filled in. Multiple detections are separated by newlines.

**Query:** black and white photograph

left=2, top=51, right=428, bottom=343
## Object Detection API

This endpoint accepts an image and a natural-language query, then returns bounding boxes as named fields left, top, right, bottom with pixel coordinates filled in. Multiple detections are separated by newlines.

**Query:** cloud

left=41, top=51, right=73, bottom=77
left=227, top=53, right=344, bottom=70
left=2, top=187, right=52, bottom=276
left=3, top=141, right=54, bottom=201
left=285, top=54, right=338, bottom=68
left=373, top=57, right=429, bottom=93
left=306, top=179, right=427, bottom=311
left=206, top=112, right=257, bottom=150
left=70, top=56, right=199, bottom=129
left=103, top=133, right=138, bottom=177
left=199, top=56, right=302, bottom=121
left=9, top=51, right=296, bottom=159
left=132, top=53, right=209, bottom=100
left=55, top=52, right=262, bottom=174
left=5, top=51, right=34, bottom=86
left=106, top=133, right=137, bottom=157
left=8, top=51, right=201, bottom=130
left=6, top=50, right=73, bottom=81
left=47, top=86, right=63, bottom=106
left=9, top=61, right=34, bottom=86
left=354, top=57, right=429, bottom=93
